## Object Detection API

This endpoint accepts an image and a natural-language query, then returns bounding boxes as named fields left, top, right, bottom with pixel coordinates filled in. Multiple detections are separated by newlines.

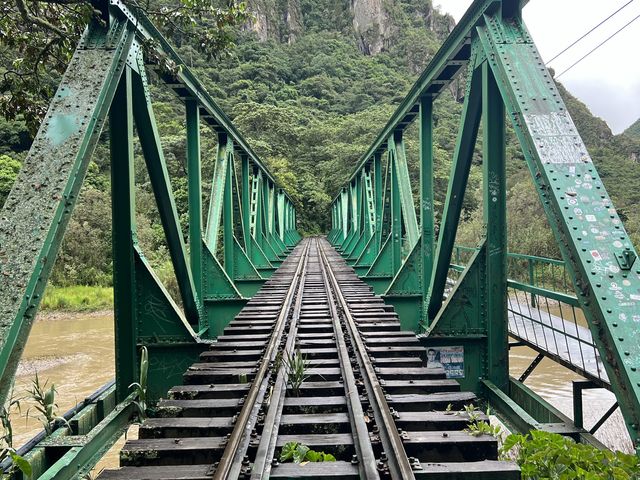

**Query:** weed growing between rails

left=461, top=404, right=502, bottom=438
left=284, top=349, right=309, bottom=397
left=279, top=442, right=336, bottom=464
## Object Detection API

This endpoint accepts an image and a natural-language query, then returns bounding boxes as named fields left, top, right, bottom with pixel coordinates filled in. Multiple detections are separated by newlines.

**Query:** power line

left=546, top=0, right=635, bottom=64
left=555, top=13, right=640, bottom=78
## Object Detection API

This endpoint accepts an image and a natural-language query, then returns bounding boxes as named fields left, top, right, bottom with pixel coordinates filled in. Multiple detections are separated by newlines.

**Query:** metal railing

left=450, top=246, right=608, bottom=387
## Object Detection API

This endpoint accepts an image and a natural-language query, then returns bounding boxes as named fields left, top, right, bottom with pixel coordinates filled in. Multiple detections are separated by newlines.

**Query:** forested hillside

left=1, top=0, right=639, bottom=288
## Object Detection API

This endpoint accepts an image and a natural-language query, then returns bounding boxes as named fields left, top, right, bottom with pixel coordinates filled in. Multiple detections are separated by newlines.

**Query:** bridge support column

left=111, top=68, right=138, bottom=402
left=420, top=96, right=434, bottom=322
left=186, top=99, right=203, bottom=303
left=482, top=61, right=508, bottom=391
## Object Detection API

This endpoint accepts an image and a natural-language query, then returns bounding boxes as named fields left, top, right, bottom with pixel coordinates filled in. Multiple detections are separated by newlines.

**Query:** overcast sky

left=434, top=0, right=640, bottom=134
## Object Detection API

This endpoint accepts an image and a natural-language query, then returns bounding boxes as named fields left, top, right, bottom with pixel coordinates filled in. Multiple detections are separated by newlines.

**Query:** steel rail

left=317, top=238, right=416, bottom=479
left=315, top=237, right=380, bottom=478
left=250, top=240, right=312, bottom=478
left=213, top=240, right=312, bottom=479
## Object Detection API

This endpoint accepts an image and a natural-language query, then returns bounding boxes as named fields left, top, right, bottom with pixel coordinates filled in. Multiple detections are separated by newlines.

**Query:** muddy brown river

left=9, top=310, right=632, bottom=473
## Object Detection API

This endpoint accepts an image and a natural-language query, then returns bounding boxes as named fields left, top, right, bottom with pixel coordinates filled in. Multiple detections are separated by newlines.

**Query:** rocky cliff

left=244, top=0, right=453, bottom=55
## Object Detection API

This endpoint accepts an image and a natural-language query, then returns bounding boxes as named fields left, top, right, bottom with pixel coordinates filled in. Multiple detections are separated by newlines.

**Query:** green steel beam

left=0, top=19, right=133, bottom=406
left=277, top=190, right=286, bottom=242
left=341, top=188, right=349, bottom=242
left=331, top=0, right=508, bottom=198
left=110, top=67, right=138, bottom=402
left=374, top=152, right=383, bottom=249
left=426, top=62, right=483, bottom=322
left=390, top=143, right=402, bottom=273
left=363, top=169, right=376, bottom=237
left=241, top=155, right=252, bottom=256
left=390, top=133, right=419, bottom=251
left=131, top=64, right=200, bottom=324
left=186, top=99, right=203, bottom=302
left=223, top=145, right=235, bottom=277
left=482, top=61, right=508, bottom=391
left=110, top=1, right=295, bottom=204
left=478, top=9, right=640, bottom=446
left=420, top=96, right=435, bottom=317
left=205, top=133, right=230, bottom=254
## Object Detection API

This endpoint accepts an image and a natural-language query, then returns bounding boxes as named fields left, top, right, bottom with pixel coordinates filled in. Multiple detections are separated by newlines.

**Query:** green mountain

left=624, top=118, right=640, bottom=140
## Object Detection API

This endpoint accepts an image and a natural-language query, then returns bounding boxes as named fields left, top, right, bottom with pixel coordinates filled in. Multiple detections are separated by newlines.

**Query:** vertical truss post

left=482, top=61, right=508, bottom=391
left=277, top=190, right=285, bottom=242
left=111, top=68, right=137, bottom=402
left=426, top=64, right=483, bottom=322
left=344, top=174, right=363, bottom=257
left=186, top=99, right=202, bottom=302
left=131, top=68, right=199, bottom=324
left=389, top=135, right=402, bottom=273
left=205, top=133, right=229, bottom=255
left=241, top=155, right=251, bottom=257
left=392, top=132, right=419, bottom=252
left=223, top=142, right=234, bottom=277
left=420, top=95, right=434, bottom=318
left=364, top=168, right=376, bottom=237
left=265, top=180, right=273, bottom=239
left=253, top=170, right=265, bottom=251
left=341, top=188, right=349, bottom=243
left=374, top=152, right=383, bottom=249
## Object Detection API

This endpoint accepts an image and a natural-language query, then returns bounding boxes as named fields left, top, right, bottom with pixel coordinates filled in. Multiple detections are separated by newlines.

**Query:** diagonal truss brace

left=0, top=20, right=134, bottom=406
left=478, top=11, right=640, bottom=445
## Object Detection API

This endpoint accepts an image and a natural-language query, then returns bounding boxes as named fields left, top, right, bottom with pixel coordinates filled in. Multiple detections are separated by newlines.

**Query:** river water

left=9, top=310, right=632, bottom=472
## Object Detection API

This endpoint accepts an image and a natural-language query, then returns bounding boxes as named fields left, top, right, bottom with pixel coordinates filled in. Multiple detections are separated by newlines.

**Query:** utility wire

left=555, top=13, right=640, bottom=78
left=546, top=0, right=635, bottom=64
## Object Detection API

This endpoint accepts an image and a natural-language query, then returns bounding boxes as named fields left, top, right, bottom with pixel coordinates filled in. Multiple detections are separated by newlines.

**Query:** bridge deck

left=99, top=238, right=520, bottom=479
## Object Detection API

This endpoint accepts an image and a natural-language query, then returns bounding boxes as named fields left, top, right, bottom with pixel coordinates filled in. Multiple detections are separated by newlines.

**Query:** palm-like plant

left=129, top=346, right=149, bottom=421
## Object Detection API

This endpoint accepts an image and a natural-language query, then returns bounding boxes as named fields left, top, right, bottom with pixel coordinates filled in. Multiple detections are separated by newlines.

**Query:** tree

left=0, top=154, right=21, bottom=207
left=0, top=0, right=249, bottom=134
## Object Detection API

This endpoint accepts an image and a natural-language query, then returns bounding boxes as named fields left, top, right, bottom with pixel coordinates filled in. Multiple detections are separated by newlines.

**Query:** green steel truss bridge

left=0, top=0, right=639, bottom=478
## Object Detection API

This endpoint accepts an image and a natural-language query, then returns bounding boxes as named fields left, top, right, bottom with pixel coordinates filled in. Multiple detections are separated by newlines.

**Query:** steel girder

left=0, top=4, right=299, bottom=477
left=329, top=0, right=640, bottom=449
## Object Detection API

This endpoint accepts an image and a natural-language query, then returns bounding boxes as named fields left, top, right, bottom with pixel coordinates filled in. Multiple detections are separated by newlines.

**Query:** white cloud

left=434, top=0, right=640, bottom=134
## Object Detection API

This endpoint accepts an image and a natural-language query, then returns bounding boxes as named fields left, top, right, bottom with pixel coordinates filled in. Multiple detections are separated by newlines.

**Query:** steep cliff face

left=244, top=0, right=452, bottom=56
left=350, top=0, right=391, bottom=55
left=246, top=0, right=303, bottom=44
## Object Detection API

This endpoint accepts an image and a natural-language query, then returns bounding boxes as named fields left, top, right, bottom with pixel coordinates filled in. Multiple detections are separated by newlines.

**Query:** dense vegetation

left=502, top=430, right=640, bottom=479
left=0, top=0, right=639, bottom=290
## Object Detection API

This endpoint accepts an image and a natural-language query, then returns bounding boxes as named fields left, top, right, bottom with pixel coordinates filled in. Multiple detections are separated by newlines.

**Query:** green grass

left=40, top=285, right=113, bottom=312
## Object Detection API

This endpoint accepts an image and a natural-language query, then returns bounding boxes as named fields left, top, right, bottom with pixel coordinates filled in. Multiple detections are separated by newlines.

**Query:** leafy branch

left=0, top=0, right=250, bottom=134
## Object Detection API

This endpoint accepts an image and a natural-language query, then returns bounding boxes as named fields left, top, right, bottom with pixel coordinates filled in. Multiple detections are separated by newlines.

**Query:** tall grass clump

left=40, top=286, right=113, bottom=312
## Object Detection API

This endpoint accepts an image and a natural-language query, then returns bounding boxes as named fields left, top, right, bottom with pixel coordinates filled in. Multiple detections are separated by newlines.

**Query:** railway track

left=100, top=238, right=519, bottom=479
